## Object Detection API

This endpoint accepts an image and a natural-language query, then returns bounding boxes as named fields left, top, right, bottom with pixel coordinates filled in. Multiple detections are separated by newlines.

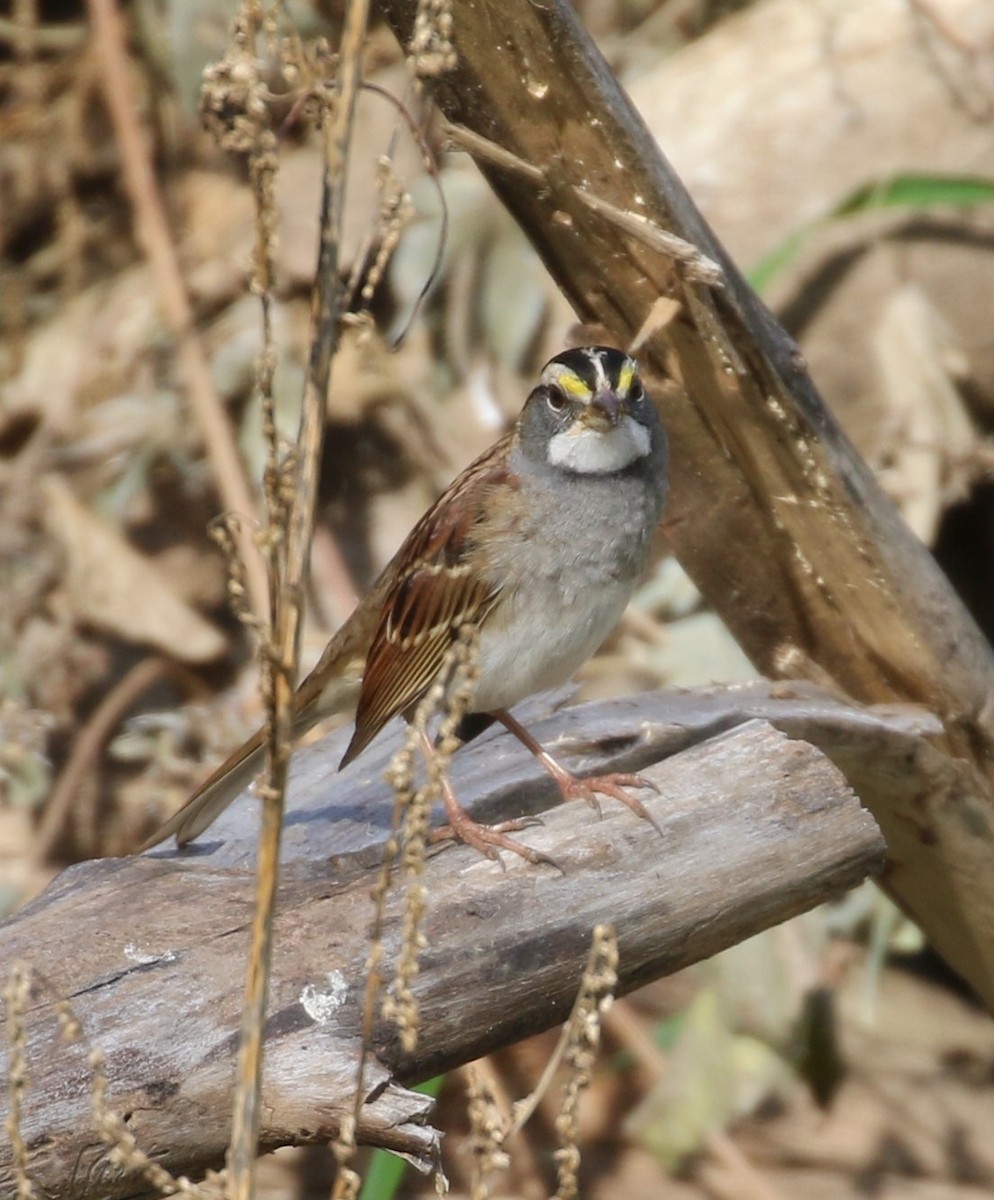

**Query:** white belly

left=470, top=574, right=634, bottom=713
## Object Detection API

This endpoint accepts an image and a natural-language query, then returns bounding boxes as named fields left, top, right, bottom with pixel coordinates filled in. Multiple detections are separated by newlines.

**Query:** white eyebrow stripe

left=589, top=350, right=609, bottom=393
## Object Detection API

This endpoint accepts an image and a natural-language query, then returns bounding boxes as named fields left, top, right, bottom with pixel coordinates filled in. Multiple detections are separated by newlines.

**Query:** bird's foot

left=491, top=709, right=663, bottom=835
left=420, top=728, right=557, bottom=869
left=554, top=769, right=663, bottom=835
left=431, top=809, right=557, bottom=869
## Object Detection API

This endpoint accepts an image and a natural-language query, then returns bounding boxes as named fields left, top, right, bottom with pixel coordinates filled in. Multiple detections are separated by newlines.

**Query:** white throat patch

left=547, top=415, right=651, bottom=474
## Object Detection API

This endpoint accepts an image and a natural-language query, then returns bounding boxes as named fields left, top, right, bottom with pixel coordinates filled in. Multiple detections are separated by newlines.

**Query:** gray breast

left=518, top=453, right=666, bottom=586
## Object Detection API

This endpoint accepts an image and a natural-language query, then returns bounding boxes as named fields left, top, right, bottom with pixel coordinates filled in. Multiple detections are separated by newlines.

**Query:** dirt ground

left=3, top=0, right=994, bottom=1196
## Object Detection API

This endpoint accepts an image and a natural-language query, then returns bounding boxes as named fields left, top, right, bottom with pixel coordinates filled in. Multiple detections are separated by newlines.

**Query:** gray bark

left=0, top=682, right=922, bottom=1197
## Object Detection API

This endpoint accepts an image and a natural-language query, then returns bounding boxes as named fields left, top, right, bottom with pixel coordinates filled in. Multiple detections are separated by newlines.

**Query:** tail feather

left=138, top=661, right=366, bottom=853
left=138, top=729, right=267, bottom=851
left=138, top=553, right=387, bottom=853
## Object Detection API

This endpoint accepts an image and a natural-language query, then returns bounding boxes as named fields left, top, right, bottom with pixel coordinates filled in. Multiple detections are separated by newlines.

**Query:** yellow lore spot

left=557, top=371, right=593, bottom=399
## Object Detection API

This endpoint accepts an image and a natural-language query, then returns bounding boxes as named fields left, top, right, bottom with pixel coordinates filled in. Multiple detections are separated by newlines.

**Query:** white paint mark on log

left=123, top=943, right=177, bottom=965
left=301, top=971, right=349, bottom=1022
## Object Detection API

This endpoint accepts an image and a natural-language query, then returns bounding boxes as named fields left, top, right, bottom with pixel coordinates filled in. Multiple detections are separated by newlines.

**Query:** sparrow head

left=522, top=346, right=660, bottom=475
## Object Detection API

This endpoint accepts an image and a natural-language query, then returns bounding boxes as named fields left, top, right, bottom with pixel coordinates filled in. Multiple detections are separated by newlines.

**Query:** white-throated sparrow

left=141, top=346, right=668, bottom=862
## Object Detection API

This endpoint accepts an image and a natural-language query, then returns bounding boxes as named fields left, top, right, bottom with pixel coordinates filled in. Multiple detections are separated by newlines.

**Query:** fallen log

left=0, top=682, right=918, bottom=1197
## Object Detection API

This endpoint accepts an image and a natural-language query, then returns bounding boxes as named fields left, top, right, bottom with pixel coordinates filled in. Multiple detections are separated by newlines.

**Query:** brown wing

left=339, top=434, right=516, bottom=766
left=139, top=433, right=517, bottom=850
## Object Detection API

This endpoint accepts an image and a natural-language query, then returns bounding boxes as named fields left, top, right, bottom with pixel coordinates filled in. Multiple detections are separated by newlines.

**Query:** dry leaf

left=42, top=476, right=226, bottom=663
left=872, top=284, right=975, bottom=544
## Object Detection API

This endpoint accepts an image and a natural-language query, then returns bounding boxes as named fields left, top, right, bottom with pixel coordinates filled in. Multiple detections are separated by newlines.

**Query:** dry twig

left=220, top=0, right=374, bottom=1195
left=33, top=658, right=172, bottom=864
left=335, top=629, right=480, bottom=1198
left=3, top=963, right=34, bottom=1200
left=85, top=0, right=268, bottom=622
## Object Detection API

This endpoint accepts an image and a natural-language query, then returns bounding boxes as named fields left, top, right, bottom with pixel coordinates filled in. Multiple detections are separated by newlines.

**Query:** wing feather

left=340, top=434, right=516, bottom=765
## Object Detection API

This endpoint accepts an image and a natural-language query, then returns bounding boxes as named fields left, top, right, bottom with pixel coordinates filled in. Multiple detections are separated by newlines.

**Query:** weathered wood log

left=378, top=0, right=994, bottom=1007
left=1, top=682, right=934, bottom=1198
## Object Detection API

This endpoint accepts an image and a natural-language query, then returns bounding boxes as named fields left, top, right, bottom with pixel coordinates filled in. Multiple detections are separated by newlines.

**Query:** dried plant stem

left=507, top=926, right=616, bottom=1140
left=459, top=1057, right=546, bottom=1198
left=387, top=629, right=480, bottom=1053
left=464, top=1065, right=510, bottom=1200
left=4, top=963, right=35, bottom=1199
left=226, top=1, right=373, bottom=1197
left=5, top=960, right=228, bottom=1199
left=333, top=735, right=409, bottom=1200
left=85, top=0, right=268, bottom=623
left=33, top=657, right=172, bottom=864
left=550, top=925, right=618, bottom=1200
left=332, top=633, right=479, bottom=1198
left=458, top=926, right=621, bottom=1200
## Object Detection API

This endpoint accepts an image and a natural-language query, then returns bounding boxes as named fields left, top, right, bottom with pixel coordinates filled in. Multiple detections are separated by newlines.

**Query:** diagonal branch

left=380, top=0, right=994, bottom=1007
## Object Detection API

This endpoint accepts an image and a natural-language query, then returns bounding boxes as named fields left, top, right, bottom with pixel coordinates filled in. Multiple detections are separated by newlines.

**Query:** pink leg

left=494, top=709, right=662, bottom=835
left=419, top=732, right=555, bottom=867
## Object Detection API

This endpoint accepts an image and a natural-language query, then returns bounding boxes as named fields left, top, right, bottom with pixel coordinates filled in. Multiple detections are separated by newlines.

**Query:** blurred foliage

left=750, top=173, right=994, bottom=293
left=3, top=0, right=994, bottom=1197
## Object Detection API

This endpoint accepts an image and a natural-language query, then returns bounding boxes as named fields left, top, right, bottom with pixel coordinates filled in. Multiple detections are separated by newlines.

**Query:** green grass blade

left=748, top=172, right=994, bottom=293
left=357, top=1076, right=445, bottom=1200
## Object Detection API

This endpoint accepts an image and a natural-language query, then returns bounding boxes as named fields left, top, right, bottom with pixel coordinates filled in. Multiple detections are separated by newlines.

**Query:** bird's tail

left=139, top=667, right=365, bottom=852
left=138, top=728, right=268, bottom=851
left=138, top=564, right=393, bottom=853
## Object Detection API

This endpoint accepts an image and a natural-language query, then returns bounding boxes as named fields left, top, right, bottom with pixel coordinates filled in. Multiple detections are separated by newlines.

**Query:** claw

left=431, top=812, right=560, bottom=870
left=557, top=771, right=663, bottom=836
left=420, top=729, right=559, bottom=869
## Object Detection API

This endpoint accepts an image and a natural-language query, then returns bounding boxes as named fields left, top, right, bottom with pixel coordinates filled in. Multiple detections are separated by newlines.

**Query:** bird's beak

left=582, top=389, right=624, bottom=430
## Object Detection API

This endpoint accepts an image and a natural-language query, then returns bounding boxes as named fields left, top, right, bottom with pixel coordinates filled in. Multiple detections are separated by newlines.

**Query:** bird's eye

left=629, top=380, right=645, bottom=403
left=546, top=388, right=568, bottom=413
